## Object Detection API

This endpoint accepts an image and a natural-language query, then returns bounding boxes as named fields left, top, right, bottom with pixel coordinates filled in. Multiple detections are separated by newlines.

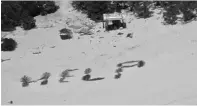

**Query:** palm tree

left=84, top=68, right=92, bottom=75
left=39, top=72, right=51, bottom=85
left=59, top=70, right=70, bottom=83
left=40, top=72, right=51, bottom=80
left=20, top=75, right=32, bottom=87
left=115, top=68, right=123, bottom=73
left=137, top=60, right=145, bottom=67
left=82, top=68, right=92, bottom=81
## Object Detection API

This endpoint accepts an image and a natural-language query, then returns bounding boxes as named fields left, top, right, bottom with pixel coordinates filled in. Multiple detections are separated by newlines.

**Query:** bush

left=179, top=2, right=197, bottom=23
left=163, top=12, right=178, bottom=25
left=114, top=73, right=121, bottom=79
left=84, top=68, right=92, bottom=75
left=20, top=75, right=32, bottom=87
left=138, top=60, right=145, bottom=68
left=60, top=70, right=70, bottom=78
left=59, top=77, right=65, bottom=83
left=115, top=68, right=123, bottom=73
left=72, top=1, right=119, bottom=22
left=160, top=1, right=197, bottom=25
left=40, top=72, right=51, bottom=80
left=182, top=10, right=196, bottom=23
left=21, top=16, right=36, bottom=30
left=82, top=74, right=91, bottom=81
left=117, top=63, right=122, bottom=67
left=71, top=1, right=197, bottom=24
left=127, top=33, right=133, bottom=38
left=59, top=70, right=70, bottom=82
left=162, top=5, right=180, bottom=25
left=1, top=38, right=17, bottom=51
left=130, top=1, right=153, bottom=18
left=1, top=17, right=16, bottom=31
left=38, top=1, right=59, bottom=16
left=72, top=1, right=154, bottom=20
left=1, top=1, right=59, bottom=31
left=40, top=79, right=48, bottom=85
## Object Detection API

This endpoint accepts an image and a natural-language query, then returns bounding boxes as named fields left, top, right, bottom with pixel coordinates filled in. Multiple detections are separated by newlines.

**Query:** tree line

left=1, top=1, right=59, bottom=31
left=1, top=1, right=197, bottom=32
left=72, top=1, right=197, bottom=24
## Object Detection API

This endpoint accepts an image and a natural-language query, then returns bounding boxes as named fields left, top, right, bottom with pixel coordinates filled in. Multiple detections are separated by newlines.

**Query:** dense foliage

left=1, top=1, right=197, bottom=32
left=155, top=1, right=197, bottom=25
left=1, top=1, right=59, bottom=31
left=1, top=38, right=17, bottom=51
left=127, top=1, right=153, bottom=18
left=72, top=1, right=197, bottom=24
left=71, top=1, right=128, bottom=22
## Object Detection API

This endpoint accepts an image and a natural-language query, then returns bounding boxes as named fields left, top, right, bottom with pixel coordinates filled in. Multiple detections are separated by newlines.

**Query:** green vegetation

left=72, top=1, right=197, bottom=24
left=1, top=1, right=59, bottom=31
left=1, top=38, right=17, bottom=51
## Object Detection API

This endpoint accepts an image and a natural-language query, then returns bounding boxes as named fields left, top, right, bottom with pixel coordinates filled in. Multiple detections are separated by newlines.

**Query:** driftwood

left=117, top=60, right=145, bottom=68
left=1, top=59, right=11, bottom=62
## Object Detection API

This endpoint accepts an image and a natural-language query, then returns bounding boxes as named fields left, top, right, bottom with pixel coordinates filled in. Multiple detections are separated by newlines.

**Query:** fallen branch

left=1, top=59, right=11, bottom=62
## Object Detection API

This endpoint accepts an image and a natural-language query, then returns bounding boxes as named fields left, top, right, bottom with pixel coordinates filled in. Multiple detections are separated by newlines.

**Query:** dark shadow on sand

left=88, top=77, right=105, bottom=81
left=117, top=60, right=139, bottom=67
left=67, top=69, right=79, bottom=72
left=121, top=64, right=137, bottom=68
left=67, top=75, right=75, bottom=77
left=59, top=80, right=70, bottom=83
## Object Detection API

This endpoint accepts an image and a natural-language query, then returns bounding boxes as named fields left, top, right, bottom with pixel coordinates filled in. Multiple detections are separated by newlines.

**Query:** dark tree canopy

left=72, top=1, right=197, bottom=24
left=1, top=1, right=197, bottom=32
left=1, top=1, right=59, bottom=31
left=71, top=1, right=129, bottom=22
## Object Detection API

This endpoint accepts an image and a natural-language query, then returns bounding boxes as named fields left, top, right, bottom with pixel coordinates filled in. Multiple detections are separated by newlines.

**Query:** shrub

left=40, top=1, right=59, bottom=16
left=82, top=74, right=91, bottom=81
left=117, top=32, right=124, bottom=35
left=71, top=1, right=118, bottom=22
left=115, top=68, right=123, bottom=73
left=127, top=33, right=133, bottom=38
left=1, top=17, right=16, bottom=31
left=59, top=77, right=65, bottom=83
left=60, top=70, right=70, bottom=78
left=127, top=1, right=153, bottom=19
left=21, top=16, right=36, bottom=30
left=71, top=1, right=197, bottom=25
left=162, top=5, right=179, bottom=25
left=84, top=68, right=92, bottom=75
left=59, top=70, right=70, bottom=82
left=114, top=73, right=121, bottom=79
left=117, top=63, right=122, bottom=67
left=83, top=68, right=92, bottom=81
left=1, top=38, right=17, bottom=51
left=40, top=79, right=48, bottom=85
left=163, top=12, right=178, bottom=25
left=179, top=1, right=197, bottom=23
left=182, top=10, right=196, bottom=23
left=160, top=1, right=197, bottom=25
left=138, top=60, right=145, bottom=68
left=40, top=72, right=51, bottom=80
left=1, top=1, right=59, bottom=31
left=134, top=2, right=153, bottom=18
left=20, top=75, right=32, bottom=87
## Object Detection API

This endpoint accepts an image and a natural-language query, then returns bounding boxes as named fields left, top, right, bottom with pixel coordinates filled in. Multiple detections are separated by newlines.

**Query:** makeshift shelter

left=103, top=12, right=127, bottom=31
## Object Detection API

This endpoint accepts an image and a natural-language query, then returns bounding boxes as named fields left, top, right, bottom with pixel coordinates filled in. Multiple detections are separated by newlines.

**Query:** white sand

left=1, top=1, right=197, bottom=105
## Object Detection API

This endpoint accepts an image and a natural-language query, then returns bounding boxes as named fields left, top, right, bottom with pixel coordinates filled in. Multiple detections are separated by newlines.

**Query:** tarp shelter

left=103, top=12, right=126, bottom=31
